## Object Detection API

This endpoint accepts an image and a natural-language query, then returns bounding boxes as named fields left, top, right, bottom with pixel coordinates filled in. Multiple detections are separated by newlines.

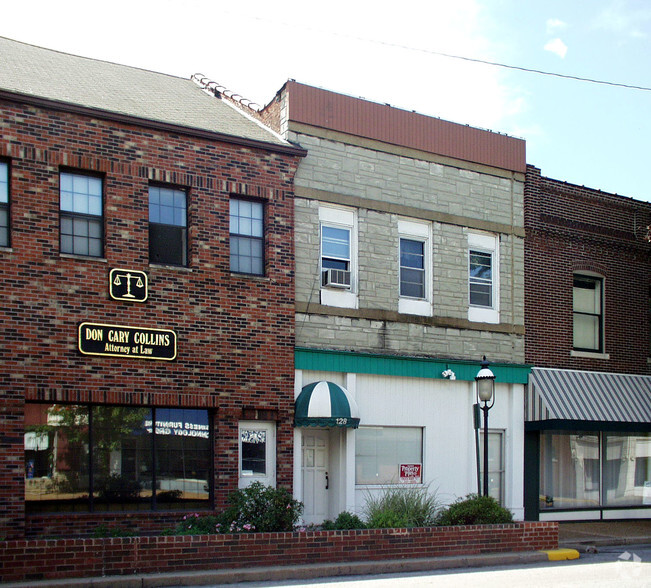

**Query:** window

left=230, top=198, right=264, bottom=275
left=479, top=430, right=505, bottom=505
left=238, top=421, right=276, bottom=488
left=469, top=251, right=492, bottom=307
left=468, top=233, right=499, bottom=323
left=540, top=431, right=651, bottom=510
left=400, top=239, right=425, bottom=298
left=149, top=186, right=187, bottom=266
left=60, top=172, right=103, bottom=257
left=398, top=219, right=431, bottom=316
left=0, top=160, right=8, bottom=247
left=25, top=403, right=211, bottom=512
left=355, top=426, right=423, bottom=485
left=573, top=275, right=603, bottom=352
left=319, top=205, right=357, bottom=309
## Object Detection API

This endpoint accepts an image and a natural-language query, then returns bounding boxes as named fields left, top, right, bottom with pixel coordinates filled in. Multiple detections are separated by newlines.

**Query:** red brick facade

left=524, top=165, right=651, bottom=374
left=0, top=96, right=302, bottom=539
left=0, top=522, right=558, bottom=583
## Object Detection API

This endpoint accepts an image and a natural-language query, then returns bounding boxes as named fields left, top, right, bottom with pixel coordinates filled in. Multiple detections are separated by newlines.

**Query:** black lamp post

left=475, top=356, right=495, bottom=497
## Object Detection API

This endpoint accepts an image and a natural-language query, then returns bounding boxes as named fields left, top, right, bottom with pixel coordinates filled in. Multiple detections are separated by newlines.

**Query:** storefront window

left=25, top=403, right=211, bottom=512
left=604, top=433, right=651, bottom=507
left=355, top=426, right=422, bottom=485
left=540, top=431, right=651, bottom=510
left=540, top=431, right=600, bottom=510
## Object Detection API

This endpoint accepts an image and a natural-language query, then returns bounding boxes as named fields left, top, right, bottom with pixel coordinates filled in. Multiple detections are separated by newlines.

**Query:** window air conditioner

left=322, top=268, right=351, bottom=289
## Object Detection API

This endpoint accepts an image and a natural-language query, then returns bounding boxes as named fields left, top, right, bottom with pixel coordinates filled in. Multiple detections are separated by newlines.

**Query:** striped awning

left=295, top=381, right=360, bottom=428
left=527, top=368, right=651, bottom=423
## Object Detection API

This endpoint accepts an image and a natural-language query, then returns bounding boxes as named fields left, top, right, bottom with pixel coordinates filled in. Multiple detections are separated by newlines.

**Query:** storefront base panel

left=0, top=522, right=558, bottom=583
left=540, top=509, right=651, bottom=522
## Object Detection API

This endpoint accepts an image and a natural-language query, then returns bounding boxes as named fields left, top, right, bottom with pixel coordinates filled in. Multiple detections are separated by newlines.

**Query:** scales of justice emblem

left=109, top=268, right=148, bottom=302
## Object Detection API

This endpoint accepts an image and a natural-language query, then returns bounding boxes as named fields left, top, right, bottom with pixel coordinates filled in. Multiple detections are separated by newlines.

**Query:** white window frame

left=398, top=219, right=432, bottom=317
left=319, top=205, right=358, bottom=309
left=572, top=272, right=604, bottom=353
left=238, top=421, right=276, bottom=489
left=479, top=429, right=505, bottom=505
left=468, top=232, right=500, bottom=324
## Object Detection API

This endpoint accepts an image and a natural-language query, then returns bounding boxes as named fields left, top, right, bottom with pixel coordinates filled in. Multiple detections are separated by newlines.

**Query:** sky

left=1, top=0, right=650, bottom=201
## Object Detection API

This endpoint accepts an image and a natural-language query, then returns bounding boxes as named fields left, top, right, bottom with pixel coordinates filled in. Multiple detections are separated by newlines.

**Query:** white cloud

left=544, top=38, right=568, bottom=58
left=546, top=18, right=568, bottom=35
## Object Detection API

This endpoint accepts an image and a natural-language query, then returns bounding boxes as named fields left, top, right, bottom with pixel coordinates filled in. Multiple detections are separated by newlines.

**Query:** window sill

left=399, top=297, right=432, bottom=317
left=150, top=263, right=193, bottom=272
left=0, top=246, right=13, bottom=253
left=468, top=306, right=500, bottom=324
left=320, top=287, right=358, bottom=309
left=570, top=350, right=610, bottom=360
left=60, top=253, right=107, bottom=263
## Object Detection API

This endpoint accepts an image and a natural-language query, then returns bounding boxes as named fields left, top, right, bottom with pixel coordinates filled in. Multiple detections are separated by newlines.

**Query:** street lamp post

left=475, top=356, right=496, bottom=497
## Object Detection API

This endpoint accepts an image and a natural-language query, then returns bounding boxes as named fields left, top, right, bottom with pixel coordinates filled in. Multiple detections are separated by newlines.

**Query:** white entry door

left=302, top=430, right=329, bottom=524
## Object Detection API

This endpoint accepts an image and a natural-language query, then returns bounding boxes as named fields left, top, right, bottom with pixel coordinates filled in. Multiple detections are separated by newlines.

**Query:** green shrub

left=92, top=524, right=135, bottom=538
left=364, top=485, right=440, bottom=529
left=321, top=511, right=366, bottom=530
left=175, top=513, right=222, bottom=535
left=220, top=482, right=303, bottom=533
left=436, top=494, right=513, bottom=526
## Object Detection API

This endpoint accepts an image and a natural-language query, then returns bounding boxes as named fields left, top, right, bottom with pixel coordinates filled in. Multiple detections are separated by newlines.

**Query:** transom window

left=230, top=198, right=264, bottom=275
left=60, top=172, right=103, bottom=257
left=0, top=161, right=8, bottom=247
left=573, top=274, right=603, bottom=352
left=469, top=250, right=493, bottom=307
left=400, top=238, right=425, bottom=298
left=149, top=185, right=187, bottom=266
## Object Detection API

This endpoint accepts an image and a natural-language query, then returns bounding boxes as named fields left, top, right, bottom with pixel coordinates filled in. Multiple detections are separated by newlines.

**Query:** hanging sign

left=79, top=322, right=177, bottom=361
left=109, top=268, right=148, bottom=302
left=399, top=463, right=422, bottom=484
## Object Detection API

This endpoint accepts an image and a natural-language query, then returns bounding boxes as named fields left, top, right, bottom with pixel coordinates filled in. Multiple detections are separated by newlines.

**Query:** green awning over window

left=295, top=381, right=360, bottom=429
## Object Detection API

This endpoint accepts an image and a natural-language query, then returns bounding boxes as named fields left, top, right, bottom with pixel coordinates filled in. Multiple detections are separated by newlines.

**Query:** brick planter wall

left=0, top=522, right=558, bottom=583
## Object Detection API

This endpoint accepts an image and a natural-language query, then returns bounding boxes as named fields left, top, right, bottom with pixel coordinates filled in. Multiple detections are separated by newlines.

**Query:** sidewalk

left=4, top=520, right=650, bottom=587
left=558, top=519, right=651, bottom=550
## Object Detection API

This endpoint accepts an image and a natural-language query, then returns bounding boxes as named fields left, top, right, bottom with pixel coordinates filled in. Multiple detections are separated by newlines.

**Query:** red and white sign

left=399, top=463, right=422, bottom=484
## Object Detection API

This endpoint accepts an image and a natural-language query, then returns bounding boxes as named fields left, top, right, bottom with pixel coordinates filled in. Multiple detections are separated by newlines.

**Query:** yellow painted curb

left=542, top=548, right=580, bottom=561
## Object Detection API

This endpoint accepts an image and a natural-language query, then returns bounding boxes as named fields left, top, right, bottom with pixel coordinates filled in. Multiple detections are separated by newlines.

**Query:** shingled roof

left=0, top=36, right=296, bottom=153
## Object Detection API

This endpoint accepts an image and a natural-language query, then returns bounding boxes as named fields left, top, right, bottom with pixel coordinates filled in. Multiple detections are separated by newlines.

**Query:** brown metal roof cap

left=283, top=81, right=526, bottom=173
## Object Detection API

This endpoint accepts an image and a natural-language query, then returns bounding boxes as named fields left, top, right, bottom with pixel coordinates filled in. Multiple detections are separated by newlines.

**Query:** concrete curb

left=3, top=551, right=551, bottom=587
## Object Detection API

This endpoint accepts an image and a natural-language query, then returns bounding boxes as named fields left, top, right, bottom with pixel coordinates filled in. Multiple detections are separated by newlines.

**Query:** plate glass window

left=230, top=199, right=264, bottom=275
left=355, top=426, right=422, bottom=485
left=149, top=186, right=187, bottom=266
left=573, top=275, right=603, bottom=352
left=60, top=172, right=103, bottom=257
left=400, top=238, right=425, bottom=298
left=469, top=250, right=492, bottom=307
left=0, top=161, right=8, bottom=246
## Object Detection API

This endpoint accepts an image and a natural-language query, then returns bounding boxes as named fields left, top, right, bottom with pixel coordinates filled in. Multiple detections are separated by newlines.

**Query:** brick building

left=244, top=81, right=531, bottom=521
left=0, top=37, right=305, bottom=540
left=524, top=165, right=651, bottom=521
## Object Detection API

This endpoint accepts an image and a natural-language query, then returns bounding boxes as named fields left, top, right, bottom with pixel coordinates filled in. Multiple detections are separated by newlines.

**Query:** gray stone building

left=223, top=80, right=531, bottom=522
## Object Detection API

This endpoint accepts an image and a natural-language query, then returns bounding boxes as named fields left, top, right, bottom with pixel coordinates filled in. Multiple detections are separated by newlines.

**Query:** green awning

left=295, top=381, right=360, bottom=428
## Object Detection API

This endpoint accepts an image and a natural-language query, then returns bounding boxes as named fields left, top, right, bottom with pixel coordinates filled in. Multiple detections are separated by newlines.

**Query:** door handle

left=325, top=471, right=329, bottom=490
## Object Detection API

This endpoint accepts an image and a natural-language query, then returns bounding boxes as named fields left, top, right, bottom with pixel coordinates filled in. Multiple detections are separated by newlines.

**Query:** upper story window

left=398, top=219, right=432, bottom=317
left=573, top=274, right=603, bottom=352
left=149, top=185, right=188, bottom=266
left=0, top=161, right=8, bottom=247
left=319, top=205, right=357, bottom=309
left=60, top=171, right=103, bottom=257
left=230, top=198, right=264, bottom=275
left=468, top=232, right=499, bottom=324
left=400, top=239, right=424, bottom=298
